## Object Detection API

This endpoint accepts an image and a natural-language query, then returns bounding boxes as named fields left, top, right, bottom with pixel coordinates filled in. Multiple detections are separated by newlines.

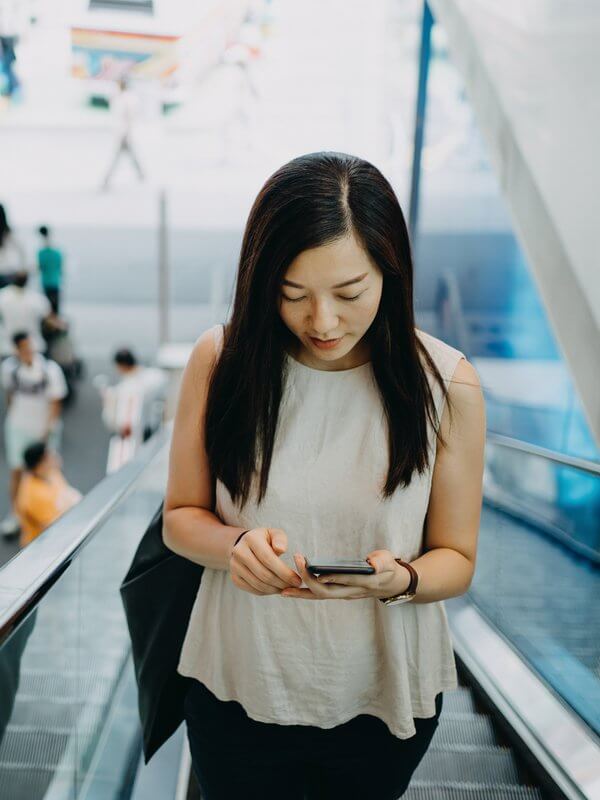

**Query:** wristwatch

left=378, top=559, right=419, bottom=606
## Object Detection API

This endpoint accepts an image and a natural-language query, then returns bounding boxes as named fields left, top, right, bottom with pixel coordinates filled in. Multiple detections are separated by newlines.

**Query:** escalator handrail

left=487, top=431, right=600, bottom=476
left=0, top=426, right=170, bottom=647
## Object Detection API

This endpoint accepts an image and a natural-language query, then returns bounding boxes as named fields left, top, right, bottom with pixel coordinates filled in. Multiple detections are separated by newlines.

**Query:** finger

left=248, top=539, right=302, bottom=587
left=268, top=528, right=288, bottom=555
left=365, top=549, right=398, bottom=574
left=282, top=585, right=371, bottom=600
left=280, top=587, right=319, bottom=600
left=234, top=562, right=280, bottom=595
left=235, top=548, right=293, bottom=590
left=293, top=554, right=323, bottom=589
left=232, top=538, right=299, bottom=588
left=292, top=556, right=370, bottom=600
left=316, top=572, right=375, bottom=587
left=231, top=573, right=264, bottom=596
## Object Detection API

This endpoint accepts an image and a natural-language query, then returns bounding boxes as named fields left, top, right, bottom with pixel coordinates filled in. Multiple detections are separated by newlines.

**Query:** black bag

left=119, top=502, right=204, bottom=763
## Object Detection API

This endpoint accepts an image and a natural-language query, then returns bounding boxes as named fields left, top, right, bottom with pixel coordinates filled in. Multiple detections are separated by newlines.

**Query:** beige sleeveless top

left=178, top=325, right=464, bottom=738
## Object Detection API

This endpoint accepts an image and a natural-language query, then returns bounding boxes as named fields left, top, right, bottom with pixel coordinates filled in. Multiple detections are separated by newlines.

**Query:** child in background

left=37, top=225, right=63, bottom=313
left=16, top=441, right=82, bottom=548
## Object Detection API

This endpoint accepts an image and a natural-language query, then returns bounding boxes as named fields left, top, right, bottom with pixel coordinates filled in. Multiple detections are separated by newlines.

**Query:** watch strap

left=233, top=529, right=252, bottom=548
left=378, top=559, right=419, bottom=604
left=394, top=558, right=419, bottom=595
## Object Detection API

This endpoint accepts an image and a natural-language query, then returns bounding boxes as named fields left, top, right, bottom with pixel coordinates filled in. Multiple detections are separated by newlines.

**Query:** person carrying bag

left=159, top=153, right=485, bottom=799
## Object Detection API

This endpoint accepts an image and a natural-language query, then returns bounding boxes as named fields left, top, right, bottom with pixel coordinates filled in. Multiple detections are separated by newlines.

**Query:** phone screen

left=305, top=559, right=375, bottom=576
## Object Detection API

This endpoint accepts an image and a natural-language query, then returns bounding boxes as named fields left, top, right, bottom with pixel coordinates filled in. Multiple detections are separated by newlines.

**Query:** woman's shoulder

left=187, top=324, right=225, bottom=378
left=415, top=328, right=466, bottom=380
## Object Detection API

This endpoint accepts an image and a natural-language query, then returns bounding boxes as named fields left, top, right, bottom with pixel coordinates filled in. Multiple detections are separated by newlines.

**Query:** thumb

left=366, top=549, right=396, bottom=574
left=268, top=528, right=287, bottom=554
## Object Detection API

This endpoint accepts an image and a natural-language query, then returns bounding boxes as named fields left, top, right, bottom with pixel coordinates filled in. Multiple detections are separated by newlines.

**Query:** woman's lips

left=309, top=336, right=344, bottom=350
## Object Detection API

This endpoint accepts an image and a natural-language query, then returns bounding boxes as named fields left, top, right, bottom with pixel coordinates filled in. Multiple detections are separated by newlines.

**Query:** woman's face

left=278, top=232, right=383, bottom=371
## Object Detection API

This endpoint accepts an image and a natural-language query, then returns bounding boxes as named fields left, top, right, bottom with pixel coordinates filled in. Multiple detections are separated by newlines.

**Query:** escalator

left=0, top=426, right=598, bottom=799
left=184, top=673, right=547, bottom=800
left=407, top=677, right=544, bottom=800
left=0, top=431, right=169, bottom=799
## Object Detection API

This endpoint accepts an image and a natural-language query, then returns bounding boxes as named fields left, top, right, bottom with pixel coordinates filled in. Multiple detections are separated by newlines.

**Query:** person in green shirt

left=37, top=225, right=63, bottom=313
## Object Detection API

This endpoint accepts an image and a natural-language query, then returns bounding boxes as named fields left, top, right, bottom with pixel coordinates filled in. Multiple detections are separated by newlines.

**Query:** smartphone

left=305, top=558, right=375, bottom=576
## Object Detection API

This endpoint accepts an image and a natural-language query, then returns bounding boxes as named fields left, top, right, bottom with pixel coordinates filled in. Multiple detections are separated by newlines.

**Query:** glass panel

left=413, top=18, right=599, bottom=463
left=75, top=445, right=167, bottom=795
left=418, top=9, right=600, bottom=739
left=0, top=442, right=169, bottom=798
left=0, top=568, right=80, bottom=798
left=470, top=444, right=600, bottom=735
left=484, top=442, right=600, bottom=558
left=414, top=10, right=600, bottom=733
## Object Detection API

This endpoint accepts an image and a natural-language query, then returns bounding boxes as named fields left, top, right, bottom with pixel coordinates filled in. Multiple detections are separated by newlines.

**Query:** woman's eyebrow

left=281, top=272, right=368, bottom=290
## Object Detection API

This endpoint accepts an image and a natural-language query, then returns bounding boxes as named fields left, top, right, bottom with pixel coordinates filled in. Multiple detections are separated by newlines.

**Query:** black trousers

left=44, top=287, right=60, bottom=314
left=184, top=680, right=442, bottom=800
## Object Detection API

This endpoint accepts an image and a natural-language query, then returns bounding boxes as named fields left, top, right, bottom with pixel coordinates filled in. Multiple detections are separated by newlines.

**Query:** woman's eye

left=281, top=293, right=364, bottom=303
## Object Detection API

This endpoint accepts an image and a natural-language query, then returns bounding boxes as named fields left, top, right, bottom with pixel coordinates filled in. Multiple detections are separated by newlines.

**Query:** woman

left=163, top=152, right=485, bottom=799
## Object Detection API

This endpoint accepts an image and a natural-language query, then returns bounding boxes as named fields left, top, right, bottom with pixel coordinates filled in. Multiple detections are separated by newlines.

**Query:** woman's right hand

left=229, top=528, right=302, bottom=596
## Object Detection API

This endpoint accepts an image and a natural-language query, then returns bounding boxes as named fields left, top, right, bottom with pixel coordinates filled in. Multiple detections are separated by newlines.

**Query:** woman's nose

left=308, top=299, right=339, bottom=333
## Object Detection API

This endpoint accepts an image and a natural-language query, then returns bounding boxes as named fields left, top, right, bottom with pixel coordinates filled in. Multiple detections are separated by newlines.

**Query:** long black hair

left=205, top=152, right=449, bottom=509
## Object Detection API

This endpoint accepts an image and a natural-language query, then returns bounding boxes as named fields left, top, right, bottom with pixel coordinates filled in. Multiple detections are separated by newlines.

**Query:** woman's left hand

left=280, top=551, right=411, bottom=600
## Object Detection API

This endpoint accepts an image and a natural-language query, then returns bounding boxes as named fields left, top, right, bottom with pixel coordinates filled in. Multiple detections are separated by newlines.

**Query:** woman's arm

left=165, top=327, right=302, bottom=593
left=162, top=328, right=249, bottom=569
left=409, top=357, right=485, bottom=603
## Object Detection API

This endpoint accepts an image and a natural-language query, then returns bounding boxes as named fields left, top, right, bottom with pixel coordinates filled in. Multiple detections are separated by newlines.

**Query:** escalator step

left=443, top=688, right=477, bottom=714
left=24, top=644, right=125, bottom=665
left=405, top=783, right=543, bottom=799
left=10, top=699, right=89, bottom=728
left=0, top=728, right=70, bottom=768
left=18, top=670, right=114, bottom=703
left=413, top=749, right=519, bottom=783
left=0, top=766, right=73, bottom=800
left=430, top=714, right=497, bottom=748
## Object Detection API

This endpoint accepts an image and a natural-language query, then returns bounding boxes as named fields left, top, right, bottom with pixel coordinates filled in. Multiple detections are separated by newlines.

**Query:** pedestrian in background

left=16, top=441, right=82, bottom=548
left=101, top=77, right=145, bottom=191
left=0, top=331, right=68, bottom=537
left=0, top=269, right=65, bottom=358
left=0, top=203, right=26, bottom=289
left=37, top=225, right=63, bottom=314
left=99, top=347, right=167, bottom=443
